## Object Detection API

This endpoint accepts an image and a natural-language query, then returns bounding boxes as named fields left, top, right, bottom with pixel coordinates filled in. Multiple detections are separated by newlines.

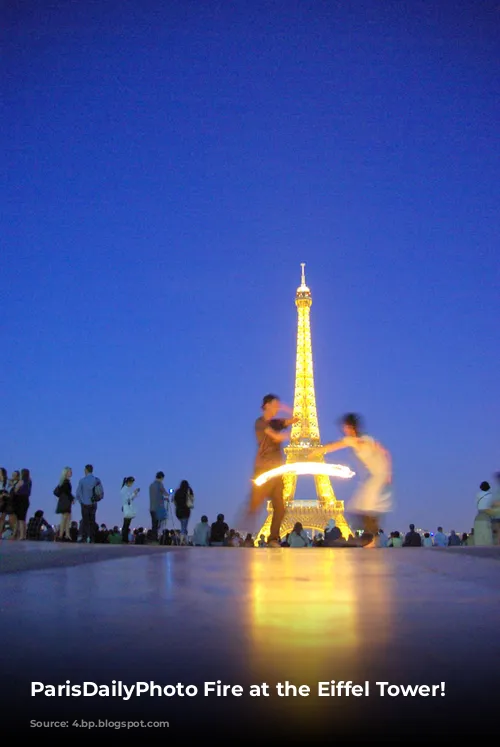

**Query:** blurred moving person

left=246, top=394, right=297, bottom=548
left=313, top=413, right=391, bottom=545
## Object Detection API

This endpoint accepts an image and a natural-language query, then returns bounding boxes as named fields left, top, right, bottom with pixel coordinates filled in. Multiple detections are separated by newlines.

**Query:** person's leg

left=358, top=514, right=379, bottom=547
left=244, top=483, right=271, bottom=540
left=179, top=519, right=187, bottom=544
left=7, top=513, right=17, bottom=540
left=370, top=515, right=380, bottom=534
left=64, top=513, right=72, bottom=539
left=361, top=514, right=379, bottom=535
left=247, top=483, right=267, bottom=515
left=350, top=473, right=387, bottom=542
left=122, top=517, right=131, bottom=543
left=150, top=511, right=159, bottom=540
left=16, top=500, right=29, bottom=540
left=88, top=505, right=97, bottom=543
left=81, top=504, right=89, bottom=542
left=268, top=477, right=285, bottom=543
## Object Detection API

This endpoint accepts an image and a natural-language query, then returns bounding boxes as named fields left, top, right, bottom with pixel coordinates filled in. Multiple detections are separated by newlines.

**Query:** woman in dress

left=173, top=480, right=194, bottom=544
left=313, top=413, right=392, bottom=543
left=12, top=468, right=32, bottom=540
left=54, top=467, right=74, bottom=541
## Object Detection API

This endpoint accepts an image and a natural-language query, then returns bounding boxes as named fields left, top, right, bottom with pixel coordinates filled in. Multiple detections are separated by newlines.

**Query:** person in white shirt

left=192, top=515, right=211, bottom=546
left=422, top=532, right=433, bottom=547
left=433, top=527, right=448, bottom=547
left=121, top=477, right=140, bottom=544
left=288, top=522, right=310, bottom=547
left=313, top=413, right=392, bottom=543
left=474, top=481, right=494, bottom=546
left=476, top=481, right=494, bottom=512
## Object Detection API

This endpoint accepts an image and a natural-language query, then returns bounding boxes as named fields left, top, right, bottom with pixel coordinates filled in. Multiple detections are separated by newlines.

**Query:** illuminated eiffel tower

left=257, top=264, right=352, bottom=541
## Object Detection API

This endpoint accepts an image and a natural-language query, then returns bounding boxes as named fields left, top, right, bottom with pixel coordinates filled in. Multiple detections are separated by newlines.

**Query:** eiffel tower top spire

left=296, top=262, right=311, bottom=302
left=300, top=262, right=307, bottom=288
left=289, top=263, right=319, bottom=446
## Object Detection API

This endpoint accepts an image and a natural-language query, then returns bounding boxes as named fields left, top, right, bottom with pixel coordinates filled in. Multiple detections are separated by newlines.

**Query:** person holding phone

left=121, top=477, right=140, bottom=544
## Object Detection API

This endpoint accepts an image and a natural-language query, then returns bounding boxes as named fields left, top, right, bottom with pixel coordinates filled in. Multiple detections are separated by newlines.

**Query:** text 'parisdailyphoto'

left=32, top=680, right=446, bottom=699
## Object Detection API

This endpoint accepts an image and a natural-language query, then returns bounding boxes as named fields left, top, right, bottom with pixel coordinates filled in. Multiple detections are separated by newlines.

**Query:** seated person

left=387, top=530, right=403, bottom=547
left=324, top=519, right=344, bottom=547
left=27, top=510, right=51, bottom=540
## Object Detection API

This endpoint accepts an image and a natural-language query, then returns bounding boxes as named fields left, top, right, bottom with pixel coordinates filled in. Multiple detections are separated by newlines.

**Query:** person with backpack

left=76, top=464, right=104, bottom=543
left=173, top=480, right=194, bottom=544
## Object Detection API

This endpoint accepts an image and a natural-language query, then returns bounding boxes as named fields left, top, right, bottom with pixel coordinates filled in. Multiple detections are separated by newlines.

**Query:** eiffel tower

left=257, top=264, right=352, bottom=541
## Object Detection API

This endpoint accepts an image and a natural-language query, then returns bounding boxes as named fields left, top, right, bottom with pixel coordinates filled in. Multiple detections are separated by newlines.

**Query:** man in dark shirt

left=149, top=471, right=168, bottom=541
left=247, top=394, right=297, bottom=547
left=403, top=523, right=422, bottom=547
left=210, top=514, right=229, bottom=546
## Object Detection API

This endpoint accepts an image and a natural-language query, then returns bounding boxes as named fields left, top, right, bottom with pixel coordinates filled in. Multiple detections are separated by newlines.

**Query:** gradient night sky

left=2, top=1, right=499, bottom=535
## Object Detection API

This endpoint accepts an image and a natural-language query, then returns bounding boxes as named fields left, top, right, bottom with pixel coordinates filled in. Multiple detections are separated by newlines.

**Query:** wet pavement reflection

left=0, top=544, right=499, bottom=736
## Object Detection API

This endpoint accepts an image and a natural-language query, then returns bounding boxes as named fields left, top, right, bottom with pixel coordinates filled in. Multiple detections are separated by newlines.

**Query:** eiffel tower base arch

left=257, top=500, right=352, bottom=543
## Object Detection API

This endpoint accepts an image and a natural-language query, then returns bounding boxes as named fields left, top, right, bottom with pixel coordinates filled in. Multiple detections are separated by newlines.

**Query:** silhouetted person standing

left=149, top=471, right=168, bottom=541
left=76, top=465, right=103, bottom=543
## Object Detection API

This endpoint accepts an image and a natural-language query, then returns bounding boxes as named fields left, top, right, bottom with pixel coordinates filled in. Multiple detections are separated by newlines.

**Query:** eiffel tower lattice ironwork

left=257, top=264, right=352, bottom=541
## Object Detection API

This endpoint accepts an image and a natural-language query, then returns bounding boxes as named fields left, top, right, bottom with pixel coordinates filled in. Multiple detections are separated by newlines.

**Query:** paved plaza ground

left=1, top=542, right=499, bottom=738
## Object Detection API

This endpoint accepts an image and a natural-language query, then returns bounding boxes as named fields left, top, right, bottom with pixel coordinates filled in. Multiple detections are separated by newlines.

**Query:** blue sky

left=2, top=0, right=499, bottom=534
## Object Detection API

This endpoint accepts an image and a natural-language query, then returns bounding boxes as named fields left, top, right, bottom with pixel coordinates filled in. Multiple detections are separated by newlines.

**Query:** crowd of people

left=1, top=462, right=499, bottom=548
left=0, top=465, right=196, bottom=545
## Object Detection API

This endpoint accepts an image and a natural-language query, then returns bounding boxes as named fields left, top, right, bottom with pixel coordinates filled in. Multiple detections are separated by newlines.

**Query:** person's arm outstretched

left=322, top=438, right=348, bottom=455
left=310, top=438, right=348, bottom=459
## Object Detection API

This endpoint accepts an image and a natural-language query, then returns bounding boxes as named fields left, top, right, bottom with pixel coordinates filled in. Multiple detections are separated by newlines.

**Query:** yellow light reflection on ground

left=245, top=549, right=394, bottom=733
left=249, top=550, right=359, bottom=660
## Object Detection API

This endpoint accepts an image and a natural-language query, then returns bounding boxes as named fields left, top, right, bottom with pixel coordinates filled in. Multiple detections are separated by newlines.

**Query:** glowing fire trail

left=254, top=462, right=355, bottom=487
